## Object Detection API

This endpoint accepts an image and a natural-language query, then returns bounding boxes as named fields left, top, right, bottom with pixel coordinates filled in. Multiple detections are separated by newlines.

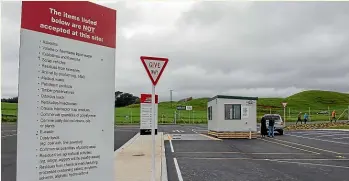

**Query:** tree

left=114, top=91, right=139, bottom=107
left=1, top=97, right=18, bottom=103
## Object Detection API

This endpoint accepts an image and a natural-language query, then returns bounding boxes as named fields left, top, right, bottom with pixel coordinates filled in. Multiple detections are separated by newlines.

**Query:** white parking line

left=175, top=151, right=316, bottom=155
left=182, top=157, right=349, bottom=161
left=2, top=134, right=17, bottom=138
left=273, top=138, right=341, bottom=154
left=333, top=137, right=349, bottom=140
left=259, top=138, right=320, bottom=154
left=300, top=132, right=334, bottom=136
left=269, top=160, right=349, bottom=169
left=168, top=135, right=174, bottom=152
left=172, top=130, right=185, bottom=133
left=286, top=134, right=349, bottom=145
left=316, top=134, right=349, bottom=138
left=173, top=158, right=183, bottom=181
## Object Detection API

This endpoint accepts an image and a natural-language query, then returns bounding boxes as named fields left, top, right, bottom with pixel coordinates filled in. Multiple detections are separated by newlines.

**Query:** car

left=263, top=114, right=284, bottom=135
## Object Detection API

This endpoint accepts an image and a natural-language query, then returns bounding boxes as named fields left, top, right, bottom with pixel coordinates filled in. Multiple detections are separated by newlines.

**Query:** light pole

left=170, top=89, right=173, bottom=107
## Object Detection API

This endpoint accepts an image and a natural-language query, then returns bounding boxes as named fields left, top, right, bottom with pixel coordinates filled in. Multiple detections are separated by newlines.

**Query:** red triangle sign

left=140, top=56, right=169, bottom=86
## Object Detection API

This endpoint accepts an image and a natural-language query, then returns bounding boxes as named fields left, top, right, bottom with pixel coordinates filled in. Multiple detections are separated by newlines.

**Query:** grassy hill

left=2, top=90, right=349, bottom=124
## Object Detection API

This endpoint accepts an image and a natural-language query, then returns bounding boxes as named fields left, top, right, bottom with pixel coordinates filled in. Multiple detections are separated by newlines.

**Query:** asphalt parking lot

left=165, top=128, right=349, bottom=181
left=3, top=124, right=349, bottom=181
left=1, top=123, right=139, bottom=181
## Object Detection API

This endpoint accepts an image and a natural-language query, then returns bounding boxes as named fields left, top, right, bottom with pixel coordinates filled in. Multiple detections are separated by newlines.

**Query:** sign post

left=140, top=56, right=168, bottom=181
left=186, top=106, right=192, bottom=124
left=282, top=102, right=287, bottom=126
left=17, top=2, right=116, bottom=181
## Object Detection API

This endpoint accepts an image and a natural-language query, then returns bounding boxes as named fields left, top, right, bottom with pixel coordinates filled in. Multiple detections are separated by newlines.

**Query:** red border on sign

left=140, top=94, right=158, bottom=104
left=21, top=1, right=116, bottom=48
left=140, top=56, right=169, bottom=86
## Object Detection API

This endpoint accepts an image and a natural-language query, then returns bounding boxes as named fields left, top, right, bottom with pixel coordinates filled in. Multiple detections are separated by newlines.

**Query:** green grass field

left=2, top=90, right=349, bottom=124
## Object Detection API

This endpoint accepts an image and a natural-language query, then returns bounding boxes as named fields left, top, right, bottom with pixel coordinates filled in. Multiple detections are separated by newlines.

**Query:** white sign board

left=282, top=102, right=287, bottom=108
left=186, top=106, right=193, bottom=111
left=242, top=106, right=249, bottom=118
left=140, top=94, right=158, bottom=130
left=17, top=2, right=116, bottom=181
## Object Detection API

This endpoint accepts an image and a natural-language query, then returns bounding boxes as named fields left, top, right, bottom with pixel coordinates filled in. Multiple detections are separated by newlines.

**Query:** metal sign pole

left=151, top=85, right=156, bottom=181
left=284, top=106, right=286, bottom=126
left=140, top=55, right=169, bottom=181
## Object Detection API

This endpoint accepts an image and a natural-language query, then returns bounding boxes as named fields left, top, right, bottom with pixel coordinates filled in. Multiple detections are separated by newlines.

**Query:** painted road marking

left=273, top=138, right=342, bottom=155
left=175, top=152, right=316, bottom=155
left=199, top=134, right=221, bottom=141
left=193, top=129, right=207, bottom=132
left=2, top=130, right=17, bottom=132
left=317, top=129, right=349, bottom=132
left=259, top=138, right=320, bottom=154
left=316, top=134, right=349, bottom=138
left=172, top=130, right=185, bottom=133
left=333, top=137, right=349, bottom=140
left=268, top=159, right=349, bottom=169
left=286, top=134, right=349, bottom=145
left=300, top=132, right=334, bottom=136
left=168, top=135, right=174, bottom=152
left=173, top=158, right=183, bottom=181
left=2, top=134, right=17, bottom=138
left=181, top=157, right=349, bottom=161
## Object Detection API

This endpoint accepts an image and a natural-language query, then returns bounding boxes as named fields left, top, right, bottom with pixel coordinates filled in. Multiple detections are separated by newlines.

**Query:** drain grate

left=132, top=153, right=145, bottom=156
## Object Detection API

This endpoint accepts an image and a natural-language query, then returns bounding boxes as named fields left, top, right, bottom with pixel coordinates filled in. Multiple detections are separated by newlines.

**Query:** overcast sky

left=2, top=1, right=349, bottom=101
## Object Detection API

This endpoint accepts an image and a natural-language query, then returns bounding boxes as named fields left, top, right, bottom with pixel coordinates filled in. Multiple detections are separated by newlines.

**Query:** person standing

left=296, top=112, right=302, bottom=125
left=304, top=113, right=308, bottom=124
left=331, top=110, right=336, bottom=123
left=268, top=118, right=275, bottom=138
left=260, top=117, right=268, bottom=138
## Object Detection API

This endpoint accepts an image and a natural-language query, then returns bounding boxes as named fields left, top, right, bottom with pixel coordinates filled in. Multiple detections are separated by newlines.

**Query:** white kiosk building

left=207, top=95, right=258, bottom=139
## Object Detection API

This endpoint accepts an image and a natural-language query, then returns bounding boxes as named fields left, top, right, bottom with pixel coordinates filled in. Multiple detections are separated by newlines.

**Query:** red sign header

left=21, top=1, right=116, bottom=48
left=141, top=94, right=158, bottom=104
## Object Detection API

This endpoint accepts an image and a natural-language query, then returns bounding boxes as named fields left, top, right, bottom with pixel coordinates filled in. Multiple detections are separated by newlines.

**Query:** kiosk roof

left=208, top=95, right=258, bottom=102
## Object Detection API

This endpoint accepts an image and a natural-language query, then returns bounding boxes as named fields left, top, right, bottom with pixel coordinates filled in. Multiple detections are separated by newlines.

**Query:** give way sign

left=140, top=56, right=169, bottom=86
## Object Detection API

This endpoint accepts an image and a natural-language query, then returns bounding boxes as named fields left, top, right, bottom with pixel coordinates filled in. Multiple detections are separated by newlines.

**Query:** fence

left=115, top=106, right=349, bottom=125
left=115, top=110, right=207, bottom=125
left=258, top=106, right=349, bottom=123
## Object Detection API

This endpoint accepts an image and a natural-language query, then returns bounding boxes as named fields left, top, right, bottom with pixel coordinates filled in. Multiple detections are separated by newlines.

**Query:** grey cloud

left=1, top=1, right=349, bottom=101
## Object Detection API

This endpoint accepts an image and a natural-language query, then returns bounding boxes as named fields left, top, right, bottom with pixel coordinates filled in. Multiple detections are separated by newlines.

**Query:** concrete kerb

left=161, top=132, right=168, bottom=181
left=316, top=129, right=349, bottom=132
left=114, top=133, right=140, bottom=155
left=114, top=132, right=168, bottom=181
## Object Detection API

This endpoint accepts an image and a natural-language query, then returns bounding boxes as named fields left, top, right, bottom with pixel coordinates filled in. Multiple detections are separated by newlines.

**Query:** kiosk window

left=224, top=104, right=241, bottom=120
left=208, top=106, right=212, bottom=120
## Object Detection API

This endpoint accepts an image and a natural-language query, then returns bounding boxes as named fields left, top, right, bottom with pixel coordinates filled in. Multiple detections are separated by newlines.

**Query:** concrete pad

left=114, top=132, right=165, bottom=181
